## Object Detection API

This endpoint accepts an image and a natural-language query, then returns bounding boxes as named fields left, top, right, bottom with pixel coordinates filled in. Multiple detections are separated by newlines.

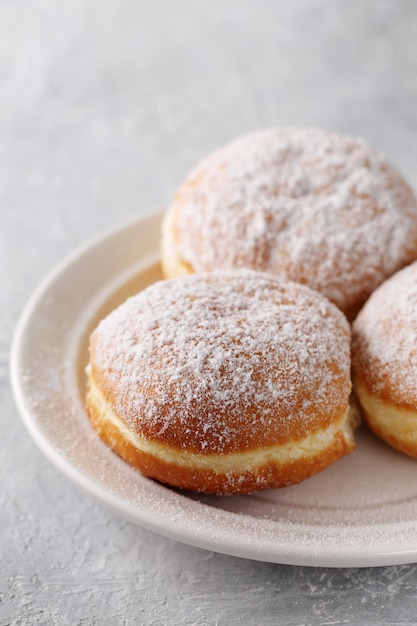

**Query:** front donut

left=86, top=269, right=357, bottom=495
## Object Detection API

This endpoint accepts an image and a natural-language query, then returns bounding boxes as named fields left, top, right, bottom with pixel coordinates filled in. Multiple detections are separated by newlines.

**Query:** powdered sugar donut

left=352, top=262, right=417, bottom=458
left=86, top=270, right=357, bottom=495
left=161, top=127, right=417, bottom=319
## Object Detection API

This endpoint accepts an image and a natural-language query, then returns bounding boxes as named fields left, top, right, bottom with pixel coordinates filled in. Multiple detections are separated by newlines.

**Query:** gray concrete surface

left=2, top=1, right=417, bottom=624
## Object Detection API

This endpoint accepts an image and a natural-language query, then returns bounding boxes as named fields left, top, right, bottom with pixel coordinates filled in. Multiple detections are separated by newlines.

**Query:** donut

left=352, top=262, right=417, bottom=458
left=86, top=270, right=358, bottom=495
left=161, top=127, right=417, bottom=319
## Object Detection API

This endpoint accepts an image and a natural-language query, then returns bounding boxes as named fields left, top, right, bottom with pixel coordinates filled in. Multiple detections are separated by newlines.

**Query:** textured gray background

left=2, top=1, right=417, bottom=624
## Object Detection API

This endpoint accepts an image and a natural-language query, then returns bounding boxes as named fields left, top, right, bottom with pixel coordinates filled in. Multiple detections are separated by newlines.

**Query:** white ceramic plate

left=10, top=209, right=417, bottom=568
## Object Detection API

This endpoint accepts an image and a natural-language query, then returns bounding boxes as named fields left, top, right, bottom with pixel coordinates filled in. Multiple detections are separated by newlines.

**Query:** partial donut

left=161, top=127, right=417, bottom=319
left=352, top=262, right=417, bottom=458
left=86, top=270, right=357, bottom=495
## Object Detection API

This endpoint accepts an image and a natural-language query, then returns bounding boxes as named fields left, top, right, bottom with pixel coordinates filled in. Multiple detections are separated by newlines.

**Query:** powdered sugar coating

left=167, top=127, right=417, bottom=316
left=89, top=270, right=351, bottom=454
left=352, top=261, right=417, bottom=407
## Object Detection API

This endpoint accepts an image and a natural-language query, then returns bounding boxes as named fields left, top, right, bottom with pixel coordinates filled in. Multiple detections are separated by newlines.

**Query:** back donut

left=161, top=127, right=417, bottom=319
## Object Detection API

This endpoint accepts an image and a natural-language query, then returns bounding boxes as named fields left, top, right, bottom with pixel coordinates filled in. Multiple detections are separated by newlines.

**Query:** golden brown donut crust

left=87, top=270, right=355, bottom=494
left=161, top=127, right=417, bottom=319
